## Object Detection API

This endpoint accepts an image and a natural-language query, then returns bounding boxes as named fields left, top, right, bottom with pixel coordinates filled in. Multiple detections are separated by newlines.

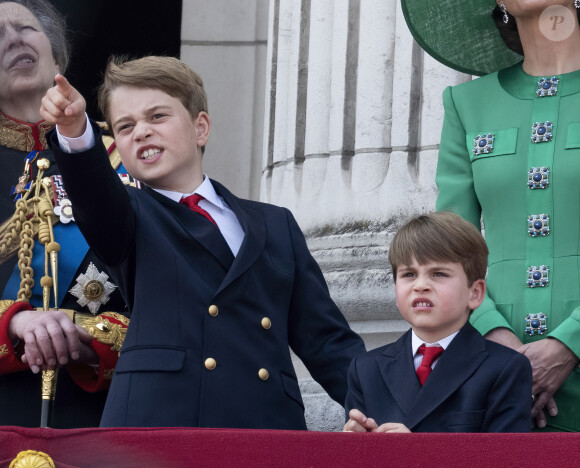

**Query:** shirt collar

left=152, top=175, right=225, bottom=210
left=411, top=329, right=459, bottom=357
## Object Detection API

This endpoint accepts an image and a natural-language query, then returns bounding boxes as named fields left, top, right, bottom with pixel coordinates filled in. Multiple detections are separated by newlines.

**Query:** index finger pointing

left=54, top=73, right=72, bottom=93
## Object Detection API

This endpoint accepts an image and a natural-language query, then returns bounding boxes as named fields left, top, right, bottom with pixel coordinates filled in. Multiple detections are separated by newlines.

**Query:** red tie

left=180, top=193, right=217, bottom=226
left=416, top=344, right=444, bottom=386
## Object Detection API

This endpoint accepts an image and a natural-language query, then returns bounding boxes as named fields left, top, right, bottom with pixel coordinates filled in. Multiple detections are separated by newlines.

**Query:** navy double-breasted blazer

left=345, top=323, right=532, bottom=432
left=52, top=126, right=365, bottom=429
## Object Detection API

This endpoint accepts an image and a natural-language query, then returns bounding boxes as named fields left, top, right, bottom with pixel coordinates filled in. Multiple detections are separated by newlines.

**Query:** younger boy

left=344, top=212, right=531, bottom=433
left=39, top=56, right=365, bottom=429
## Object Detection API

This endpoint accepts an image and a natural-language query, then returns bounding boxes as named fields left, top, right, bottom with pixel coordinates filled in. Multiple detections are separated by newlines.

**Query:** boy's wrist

left=56, top=114, right=95, bottom=153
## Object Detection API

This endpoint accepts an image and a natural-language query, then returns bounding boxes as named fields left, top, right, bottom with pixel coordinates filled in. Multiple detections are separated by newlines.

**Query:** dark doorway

left=50, top=0, right=182, bottom=118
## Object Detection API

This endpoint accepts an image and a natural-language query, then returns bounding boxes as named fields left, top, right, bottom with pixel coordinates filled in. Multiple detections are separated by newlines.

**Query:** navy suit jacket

left=345, top=323, right=532, bottom=432
left=51, top=125, right=365, bottom=429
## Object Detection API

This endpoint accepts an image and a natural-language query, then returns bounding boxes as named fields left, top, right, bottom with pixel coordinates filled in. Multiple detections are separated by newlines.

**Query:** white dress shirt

left=56, top=116, right=245, bottom=256
left=411, top=329, right=459, bottom=372
left=155, top=179, right=244, bottom=256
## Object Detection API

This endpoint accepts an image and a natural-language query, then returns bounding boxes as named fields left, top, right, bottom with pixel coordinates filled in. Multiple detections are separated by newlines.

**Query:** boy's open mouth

left=140, top=148, right=162, bottom=160
left=412, top=300, right=433, bottom=307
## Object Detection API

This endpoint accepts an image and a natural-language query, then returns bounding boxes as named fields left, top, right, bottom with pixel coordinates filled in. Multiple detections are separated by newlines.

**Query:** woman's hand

left=485, top=327, right=523, bottom=350
left=518, top=338, right=578, bottom=428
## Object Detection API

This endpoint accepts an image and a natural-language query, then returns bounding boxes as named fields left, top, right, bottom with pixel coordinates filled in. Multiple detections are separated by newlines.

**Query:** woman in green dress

left=402, top=1, right=580, bottom=431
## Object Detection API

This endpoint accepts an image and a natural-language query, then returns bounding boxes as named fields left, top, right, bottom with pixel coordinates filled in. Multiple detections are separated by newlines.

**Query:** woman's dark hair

left=493, top=5, right=580, bottom=56
left=0, top=0, right=69, bottom=72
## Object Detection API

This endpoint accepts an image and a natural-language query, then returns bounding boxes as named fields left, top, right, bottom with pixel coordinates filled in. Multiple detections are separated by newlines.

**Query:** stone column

left=262, top=0, right=471, bottom=430
left=180, top=0, right=269, bottom=200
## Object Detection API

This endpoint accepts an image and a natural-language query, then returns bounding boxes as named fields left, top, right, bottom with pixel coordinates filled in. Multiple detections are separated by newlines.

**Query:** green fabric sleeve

left=435, top=86, right=481, bottom=226
left=549, top=308, right=580, bottom=358
left=470, top=295, right=514, bottom=336
left=435, top=85, right=513, bottom=337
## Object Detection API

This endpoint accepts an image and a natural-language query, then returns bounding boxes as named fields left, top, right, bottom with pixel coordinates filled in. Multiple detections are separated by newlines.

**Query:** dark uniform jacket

left=0, top=115, right=127, bottom=428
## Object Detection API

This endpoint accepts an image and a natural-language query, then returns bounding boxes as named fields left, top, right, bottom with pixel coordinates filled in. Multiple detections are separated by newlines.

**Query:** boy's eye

left=117, top=124, right=133, bottom=133
left=433, top=272, right=448, bottom=277
left=400, top=272, right=415, bottom=278
left=152, top=113, right=166, bottom=120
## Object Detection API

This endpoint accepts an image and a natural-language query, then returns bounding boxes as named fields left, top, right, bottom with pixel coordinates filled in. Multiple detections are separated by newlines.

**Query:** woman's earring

left=575, top=0, right=580, bottom=9
left=500, top=4, right=509, bottom=24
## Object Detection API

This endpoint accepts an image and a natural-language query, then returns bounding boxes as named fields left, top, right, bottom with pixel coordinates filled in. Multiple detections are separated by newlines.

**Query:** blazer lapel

left=145, top=186, right=234, bottom=271
left=212, top=180, right=266, bottom=293
left=405, top=323, right=488, bottom=430
left=376, top=330, right=421, bottom=418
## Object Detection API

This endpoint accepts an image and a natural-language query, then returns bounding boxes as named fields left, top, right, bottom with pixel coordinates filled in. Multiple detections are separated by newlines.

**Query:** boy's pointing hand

left=40, top=74, right=87, bottom=138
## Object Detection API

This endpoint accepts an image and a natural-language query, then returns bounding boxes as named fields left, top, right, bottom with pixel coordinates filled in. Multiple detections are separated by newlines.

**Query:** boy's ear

left=468, top=279, right=486, bottom=311
left=195, top=111, right=211, bottom=148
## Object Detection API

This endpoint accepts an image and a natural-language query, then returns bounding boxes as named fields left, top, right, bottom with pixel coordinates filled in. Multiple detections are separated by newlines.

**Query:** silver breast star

left=69, top=262, right=117, bottom=314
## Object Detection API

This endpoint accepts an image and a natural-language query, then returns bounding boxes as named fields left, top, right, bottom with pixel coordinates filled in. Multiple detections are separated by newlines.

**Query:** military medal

left=10, top=151, right=37, bottom=200
left=69, top=262, right=118, bottom=315
left=54, top=198, right=74, bottom=224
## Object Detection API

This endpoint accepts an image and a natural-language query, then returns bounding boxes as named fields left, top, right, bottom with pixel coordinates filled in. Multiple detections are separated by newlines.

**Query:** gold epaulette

left=29, top=309, right=128, bottom=354
left=75, top=311, right=129, bottom=354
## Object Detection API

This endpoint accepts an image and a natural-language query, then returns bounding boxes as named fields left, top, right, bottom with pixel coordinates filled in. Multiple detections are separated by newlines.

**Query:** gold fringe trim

left=76, top=312, right=128, bottom=353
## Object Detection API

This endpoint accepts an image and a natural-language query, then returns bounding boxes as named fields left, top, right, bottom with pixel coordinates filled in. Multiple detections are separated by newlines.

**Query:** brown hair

left=389, top=212, right=488, bottom=286
left=492, top=5, right=580, bottom=56
left=98, top=56, right=208, bottom=133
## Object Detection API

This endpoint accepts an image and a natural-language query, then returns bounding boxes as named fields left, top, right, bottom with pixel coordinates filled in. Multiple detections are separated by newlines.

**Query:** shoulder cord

left=0, top=158, right=60, bottom=307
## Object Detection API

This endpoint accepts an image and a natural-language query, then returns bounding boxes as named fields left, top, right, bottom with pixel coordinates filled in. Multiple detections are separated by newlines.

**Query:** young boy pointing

left=40, top=56, right=365, bottom=429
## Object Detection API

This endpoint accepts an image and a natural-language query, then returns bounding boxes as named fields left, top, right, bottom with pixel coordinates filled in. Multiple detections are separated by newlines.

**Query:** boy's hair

left=98, top=55, right=208, bottom=134
left=389, top=211, right=488, bottom=286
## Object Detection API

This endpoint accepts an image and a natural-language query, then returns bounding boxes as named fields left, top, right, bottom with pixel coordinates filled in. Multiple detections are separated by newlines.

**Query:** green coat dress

left=436, top=62, right=580, bottom=432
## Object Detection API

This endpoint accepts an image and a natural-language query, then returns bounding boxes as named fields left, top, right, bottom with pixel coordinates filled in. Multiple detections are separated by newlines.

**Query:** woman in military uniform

left=0, top=0, right=128, bottom=427
left=402, top=0, right=580, bottom=431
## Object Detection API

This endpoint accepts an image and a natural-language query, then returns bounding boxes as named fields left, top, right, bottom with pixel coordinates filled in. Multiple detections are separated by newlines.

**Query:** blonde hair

left=98, top=56, right=208, bottom=132
left=389, top=212, right=488, bottom=286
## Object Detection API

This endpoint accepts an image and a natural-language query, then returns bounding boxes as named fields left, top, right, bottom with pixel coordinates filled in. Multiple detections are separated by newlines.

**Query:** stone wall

left=180, top=0, right=269, bottom=201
